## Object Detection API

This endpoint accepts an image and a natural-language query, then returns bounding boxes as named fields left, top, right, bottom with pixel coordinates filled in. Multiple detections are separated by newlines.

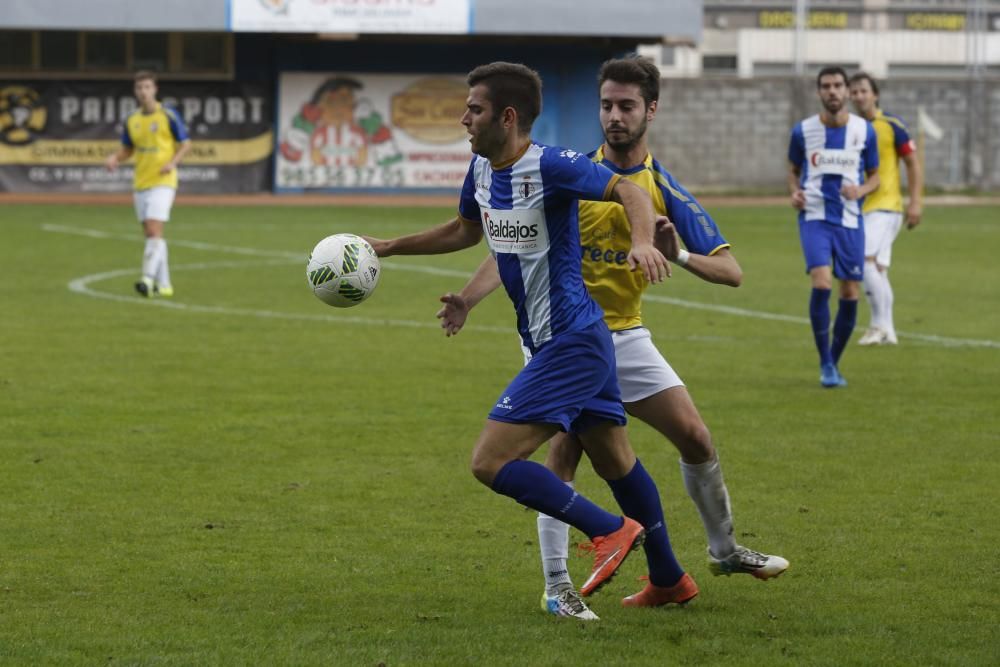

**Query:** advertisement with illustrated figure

left=276, top=72, right=471, bottom=191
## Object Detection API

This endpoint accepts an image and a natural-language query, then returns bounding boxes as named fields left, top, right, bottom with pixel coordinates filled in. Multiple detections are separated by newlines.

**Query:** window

left=0, top=31, right=33, bottom=69
left=84, top=32, right=127, bottom=71
left=39, top=31, right=78, bottom=70
left=0, top=29, right=230, bottom=78
left=703, top=55, right=738, bottom=74
left=181, top=34, right=226, bottom=72
left=133, top=33, right=169, bottom=72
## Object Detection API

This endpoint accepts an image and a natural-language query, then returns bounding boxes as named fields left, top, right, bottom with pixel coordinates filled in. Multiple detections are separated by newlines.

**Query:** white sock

left=863, top=261, right=883, bottom=329
left=142, top=238, right=158, bottom=280
left=154, top=239, right=171, bottom=288
left=538, top=482, right=573, bottom=594
left=680, top=456, right=737, bottom=559
left=880, top=268, right=895, bottom=335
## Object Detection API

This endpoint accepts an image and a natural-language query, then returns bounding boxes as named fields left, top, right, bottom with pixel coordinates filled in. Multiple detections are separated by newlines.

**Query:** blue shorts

left=799, top=219, right=865, bottom=281
left=488, top=319, right=626, bottom=434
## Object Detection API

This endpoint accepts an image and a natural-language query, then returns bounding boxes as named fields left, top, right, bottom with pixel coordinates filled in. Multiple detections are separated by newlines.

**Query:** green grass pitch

left=1, top=202, right=998, bottom=665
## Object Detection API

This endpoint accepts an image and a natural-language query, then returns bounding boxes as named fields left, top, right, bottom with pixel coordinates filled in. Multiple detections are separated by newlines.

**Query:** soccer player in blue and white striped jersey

left=365, top=62, right=691, bottom=616
left=788, top=66, right=880, bottom=387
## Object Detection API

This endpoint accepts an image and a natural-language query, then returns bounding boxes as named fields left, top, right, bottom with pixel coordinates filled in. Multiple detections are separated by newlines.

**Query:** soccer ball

left=306, top=234, right=381, bottom=307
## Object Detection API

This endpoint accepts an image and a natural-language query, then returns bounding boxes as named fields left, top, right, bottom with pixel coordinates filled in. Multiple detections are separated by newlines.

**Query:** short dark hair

left=848, top=71, right=880, bottom=97
left=311, top=77, right=362, bottom=104
left=816, top=66, right=849, bottom=88
left=598, top=55, right=660, bottom=107
left=467, top=62, right=542, bottom=133
left=134, top=70, right=157, bottom=84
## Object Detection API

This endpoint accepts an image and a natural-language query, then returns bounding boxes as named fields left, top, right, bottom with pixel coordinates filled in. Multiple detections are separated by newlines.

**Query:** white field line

left=45, top=224, right=1000, bottom=349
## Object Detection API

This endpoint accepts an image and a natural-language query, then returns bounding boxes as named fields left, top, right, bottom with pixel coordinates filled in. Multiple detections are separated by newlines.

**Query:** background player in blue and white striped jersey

left=788, top=66, right=880, bottom=388
left=365, top=62, right=692, bottom=617
left=438, top=56, right=788, bottom=620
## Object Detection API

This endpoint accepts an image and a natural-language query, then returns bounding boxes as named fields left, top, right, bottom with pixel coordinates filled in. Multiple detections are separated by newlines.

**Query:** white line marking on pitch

left=67, top=260, right=512, bottom=335
left=47, top=224, right=1000, bottom=349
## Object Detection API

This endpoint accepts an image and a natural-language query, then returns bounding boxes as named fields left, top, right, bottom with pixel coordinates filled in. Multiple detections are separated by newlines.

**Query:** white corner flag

left=917, top=106, right=944, bottom=142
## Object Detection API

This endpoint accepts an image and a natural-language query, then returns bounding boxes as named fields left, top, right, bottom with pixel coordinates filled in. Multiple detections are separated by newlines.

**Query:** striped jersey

left=788, top=113, right=879, bottom=229
left=458, top=142, right=621, bottom=353
left=580, top=147, right=729, bottom=331
left=863, top=109, right=915, bottom=214
left=121, top=103, right=189, bottom=191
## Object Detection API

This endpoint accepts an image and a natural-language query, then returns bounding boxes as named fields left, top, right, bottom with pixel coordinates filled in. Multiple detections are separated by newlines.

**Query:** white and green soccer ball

left=306, top=233, right=381, bottom=308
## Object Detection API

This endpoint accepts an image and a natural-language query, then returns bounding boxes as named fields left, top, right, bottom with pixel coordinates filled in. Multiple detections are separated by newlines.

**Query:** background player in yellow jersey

left=105, top=71, right=191, bottom=298
left=848, top=72, right=922, bottom=345
left=437, top=56, right=788, bottom=620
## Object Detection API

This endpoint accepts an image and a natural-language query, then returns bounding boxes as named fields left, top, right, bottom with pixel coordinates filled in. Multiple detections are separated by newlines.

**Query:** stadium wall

left=646, top=77, right=1000, bottom=191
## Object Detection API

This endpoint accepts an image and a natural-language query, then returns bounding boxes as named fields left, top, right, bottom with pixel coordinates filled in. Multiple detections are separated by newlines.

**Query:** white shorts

left=521, top=326, right=683, bottom=404
left=864, top=210, right=903, bottom=267
left=133, top=186, right=176, bottom=223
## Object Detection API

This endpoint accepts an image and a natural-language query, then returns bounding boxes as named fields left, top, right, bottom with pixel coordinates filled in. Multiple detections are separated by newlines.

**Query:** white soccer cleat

left=884, top=330, right=898, bottom=345
left=541, top=584, right=600, bottom=621
left=708, top=546, right=789, bottom=580
left=858, top=327, right=888, bottom=346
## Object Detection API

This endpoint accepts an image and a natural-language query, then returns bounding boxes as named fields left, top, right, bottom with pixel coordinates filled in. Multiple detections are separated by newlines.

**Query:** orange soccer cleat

left=579, top=517, right=645, bottom=597
left=622, top=572, right=699, bottom=608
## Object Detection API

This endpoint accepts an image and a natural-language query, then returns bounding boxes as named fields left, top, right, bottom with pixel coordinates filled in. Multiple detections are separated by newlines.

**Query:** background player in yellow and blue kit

left=849, top=72, right=923, bottom=346
left=105, top=71, right=191, bottom=298
left=437, top=56, right=788, bottom=620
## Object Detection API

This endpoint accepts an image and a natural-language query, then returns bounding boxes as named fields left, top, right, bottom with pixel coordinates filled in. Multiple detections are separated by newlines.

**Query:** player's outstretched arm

left=436, top=254, right=502, bottom=337
left=679, top=249, right=743, bottom=287
left=610, top=179, right=669, bottom=283
left=364, top=217, right=483, bottom=258
left=654, top=220, right=742, bottom=287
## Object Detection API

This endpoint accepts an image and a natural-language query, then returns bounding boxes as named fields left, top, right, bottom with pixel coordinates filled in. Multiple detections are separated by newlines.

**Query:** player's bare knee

left=469, top=454, right=501, bottom=486
left=676, top=423, right=715, bottom=464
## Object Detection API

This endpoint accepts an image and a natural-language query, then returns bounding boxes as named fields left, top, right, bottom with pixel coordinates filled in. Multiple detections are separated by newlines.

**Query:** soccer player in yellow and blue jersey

left=105, top=71, right=191, bottom=298
left=437, top=57, right=788, bottom=620
left=849, top=72, right=923, bottom=346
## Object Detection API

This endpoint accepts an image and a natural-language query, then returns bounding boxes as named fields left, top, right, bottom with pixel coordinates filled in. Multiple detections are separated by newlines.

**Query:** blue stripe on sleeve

left=163, top=106, right=189, bottom=142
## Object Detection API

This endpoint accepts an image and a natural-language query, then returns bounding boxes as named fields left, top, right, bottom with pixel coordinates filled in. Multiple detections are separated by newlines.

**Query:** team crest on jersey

left=518, top=177, right=535, bottom=199
left=150, top=122, right=159, bottom=133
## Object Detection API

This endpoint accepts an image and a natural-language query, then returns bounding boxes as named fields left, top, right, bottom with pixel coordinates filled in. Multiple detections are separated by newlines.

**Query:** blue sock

left=491, top=460, right=621, bottom=539
left=607, top=459, right=685, bottom=587
left=831, top=298, right=858, bottom=365
left=810, top=288, right=833, bottom=366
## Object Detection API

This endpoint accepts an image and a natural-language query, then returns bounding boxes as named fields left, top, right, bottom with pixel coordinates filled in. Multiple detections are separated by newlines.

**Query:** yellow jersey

left=863, top=109, right=915, bottom=214
left=579, top=148, right=730, bottom=331
left=121, top=103, right=189, bottom=191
